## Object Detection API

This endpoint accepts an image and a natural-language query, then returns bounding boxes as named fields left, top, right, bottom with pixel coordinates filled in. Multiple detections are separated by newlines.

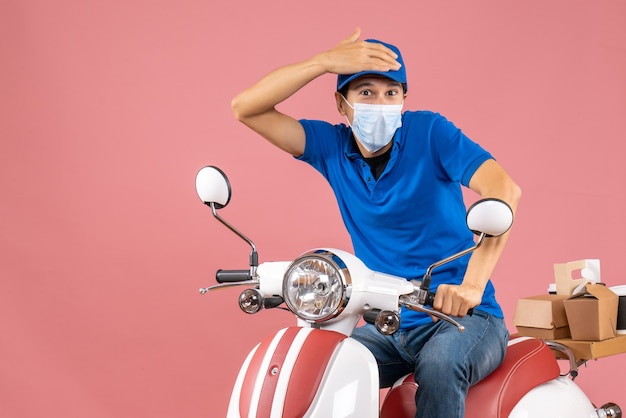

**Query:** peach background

left=1, top=1, right=625, bottom=417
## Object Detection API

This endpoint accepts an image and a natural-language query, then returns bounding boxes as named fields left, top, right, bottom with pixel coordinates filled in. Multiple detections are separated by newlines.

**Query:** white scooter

left=195, top=165, right=622, bottom=418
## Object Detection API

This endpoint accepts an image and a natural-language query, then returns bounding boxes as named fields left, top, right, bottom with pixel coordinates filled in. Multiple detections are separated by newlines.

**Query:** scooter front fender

left=227, top=327, right=379, bottom=418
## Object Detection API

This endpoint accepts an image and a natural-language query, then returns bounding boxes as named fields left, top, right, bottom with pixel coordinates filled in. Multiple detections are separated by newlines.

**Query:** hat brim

left=337, top=71, right=407, bottom=92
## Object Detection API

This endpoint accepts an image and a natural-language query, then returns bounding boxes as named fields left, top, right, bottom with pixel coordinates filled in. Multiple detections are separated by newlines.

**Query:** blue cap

left=336, top=39, right=407, bottom=92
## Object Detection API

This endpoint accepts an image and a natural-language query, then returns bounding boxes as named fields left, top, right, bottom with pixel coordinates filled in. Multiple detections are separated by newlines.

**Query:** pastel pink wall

left=1, top=1, right=625, bottom=416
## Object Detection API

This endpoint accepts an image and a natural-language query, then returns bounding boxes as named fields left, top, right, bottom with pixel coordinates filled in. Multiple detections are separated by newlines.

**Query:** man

left=231, top=28, right=521, bottom=418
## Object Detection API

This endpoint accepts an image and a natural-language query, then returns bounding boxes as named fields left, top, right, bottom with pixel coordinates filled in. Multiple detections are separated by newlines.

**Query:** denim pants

left=351, top=310, right=509, bottom=418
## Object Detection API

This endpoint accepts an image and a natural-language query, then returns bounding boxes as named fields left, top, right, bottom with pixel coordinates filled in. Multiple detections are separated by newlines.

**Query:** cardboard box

left=549, top=335, right=626, bottom=361
left=563, top=283, right=619, bottom=341
left=514, top=295, right=570, bottom=339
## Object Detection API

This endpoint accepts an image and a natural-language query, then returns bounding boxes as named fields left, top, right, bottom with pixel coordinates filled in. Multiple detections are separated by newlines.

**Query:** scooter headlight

left=282, top=250, right=351, bottom=323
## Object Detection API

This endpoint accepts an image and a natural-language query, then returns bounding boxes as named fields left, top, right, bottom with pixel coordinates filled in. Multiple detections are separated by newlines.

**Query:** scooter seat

left=380, top=336, right=561, bottom=418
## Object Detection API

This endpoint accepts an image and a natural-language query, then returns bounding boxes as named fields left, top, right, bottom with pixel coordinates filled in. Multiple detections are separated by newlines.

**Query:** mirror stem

left=210, top=202, right=259, bottom=277
left=420, top=233, right=486, bottom=291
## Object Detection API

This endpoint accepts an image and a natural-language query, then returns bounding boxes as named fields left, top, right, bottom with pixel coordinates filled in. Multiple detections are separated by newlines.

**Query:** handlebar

left=199, top=269, right=257, bottom=294
left=363, top=289, right=474, bottom=334
left=207, top=269, right=472, bottom=332
left=216, top=269, right=251, bottom=283
left=423, top=292, right=474, bottom=317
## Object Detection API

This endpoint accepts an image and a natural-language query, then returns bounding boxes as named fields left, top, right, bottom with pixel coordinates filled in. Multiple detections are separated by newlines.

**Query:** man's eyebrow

left=351, top=81, right=373, bottom=90
left=352, top=80, right=403, bottom=90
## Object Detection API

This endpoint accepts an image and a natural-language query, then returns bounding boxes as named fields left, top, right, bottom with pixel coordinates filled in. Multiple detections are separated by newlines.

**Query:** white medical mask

left=343, top=97, right=403, bottom=153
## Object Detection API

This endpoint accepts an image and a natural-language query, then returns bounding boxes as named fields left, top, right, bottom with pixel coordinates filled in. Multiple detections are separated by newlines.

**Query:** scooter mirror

left=466, top=198, right=513, bottom=237
left=195, top=166, right=232, bottom=209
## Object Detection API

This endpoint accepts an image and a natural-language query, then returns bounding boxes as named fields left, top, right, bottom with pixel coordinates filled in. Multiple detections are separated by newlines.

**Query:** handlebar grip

left=216, top=269, right=251, bottom=283
left=425, top=292, right=474, bottom=317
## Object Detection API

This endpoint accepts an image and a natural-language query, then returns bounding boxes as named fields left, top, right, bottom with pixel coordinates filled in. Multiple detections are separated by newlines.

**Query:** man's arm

left=230, top=28, right=401, bottom=157
left=434, top=159, right=522, bottom=317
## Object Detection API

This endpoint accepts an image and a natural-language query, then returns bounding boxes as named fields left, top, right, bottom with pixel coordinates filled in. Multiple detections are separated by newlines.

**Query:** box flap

left=568, top=283, right=618, bottom=301
left=587, top=283, right=619, bottom=301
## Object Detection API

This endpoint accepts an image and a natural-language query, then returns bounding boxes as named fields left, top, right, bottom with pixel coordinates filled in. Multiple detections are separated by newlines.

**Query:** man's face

left=336, top=75, right=406, bottom=124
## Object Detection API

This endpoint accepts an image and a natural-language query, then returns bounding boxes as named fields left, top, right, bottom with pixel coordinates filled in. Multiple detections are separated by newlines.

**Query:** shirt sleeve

left=296, top=119, right=347, bottom=179
left=429, top=114, right=493, bottom=187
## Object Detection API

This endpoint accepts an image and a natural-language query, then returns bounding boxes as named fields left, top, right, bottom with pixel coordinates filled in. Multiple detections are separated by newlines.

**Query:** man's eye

left=388, top=90, right=398, bottom=96
left=359, top=90, right=371, bottom=96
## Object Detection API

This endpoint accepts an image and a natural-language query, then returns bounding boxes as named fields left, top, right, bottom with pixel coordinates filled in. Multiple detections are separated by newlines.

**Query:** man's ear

left=335, top=92, right=347, bottom=116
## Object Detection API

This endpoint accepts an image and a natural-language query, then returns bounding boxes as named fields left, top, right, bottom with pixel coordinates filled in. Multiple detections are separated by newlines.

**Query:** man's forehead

left=349, top=75, right=403, bottom=89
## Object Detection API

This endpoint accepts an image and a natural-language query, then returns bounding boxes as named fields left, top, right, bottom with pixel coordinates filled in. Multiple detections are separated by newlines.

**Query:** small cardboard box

left=514, top=295, right=570, bottom=339
left=563, top=283, right=619, bottom=341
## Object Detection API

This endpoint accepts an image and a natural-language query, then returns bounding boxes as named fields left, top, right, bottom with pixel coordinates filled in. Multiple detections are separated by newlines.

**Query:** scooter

left=195, top=165, right=622, bottom=418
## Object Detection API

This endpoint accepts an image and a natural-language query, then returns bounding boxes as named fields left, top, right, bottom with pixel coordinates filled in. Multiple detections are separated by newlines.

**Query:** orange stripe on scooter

left=239, top=327, right=300, bottom=418
left=238, top=332, right=272, bottom=418
left=283, top=329, right=347, bottom=417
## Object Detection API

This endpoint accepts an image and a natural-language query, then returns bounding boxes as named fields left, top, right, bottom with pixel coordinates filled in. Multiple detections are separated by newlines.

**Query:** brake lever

left=422, top=290, right=474, bottom=317
left=399, top=294, right=466, bottom=332
left=199, top=279, right=259, bottom=294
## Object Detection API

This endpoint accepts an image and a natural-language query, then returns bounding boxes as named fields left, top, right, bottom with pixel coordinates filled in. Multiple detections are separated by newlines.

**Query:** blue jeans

left=351, top=310, right=509, bottom=418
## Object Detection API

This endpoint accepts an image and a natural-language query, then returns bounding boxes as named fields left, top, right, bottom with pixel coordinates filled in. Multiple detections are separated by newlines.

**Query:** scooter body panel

left=303, top=336, right=379, bottom=418
left=509, top=376, right=597, bottom=418
left=227, top=327, right=379, bottom=418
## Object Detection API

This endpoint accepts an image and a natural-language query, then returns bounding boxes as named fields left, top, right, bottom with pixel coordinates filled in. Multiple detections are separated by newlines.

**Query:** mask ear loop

left=341, top=95, right=354, bottom=127
left=341, top=95, right=354, bottom=109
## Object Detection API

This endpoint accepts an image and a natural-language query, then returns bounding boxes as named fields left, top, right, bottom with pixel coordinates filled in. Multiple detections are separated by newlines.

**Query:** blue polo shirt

left=298, top=110, right=503, bottom=329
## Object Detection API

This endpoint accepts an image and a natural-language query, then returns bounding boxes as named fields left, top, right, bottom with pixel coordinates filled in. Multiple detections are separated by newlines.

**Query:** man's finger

left=342, top=27, right=361, bottom=44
